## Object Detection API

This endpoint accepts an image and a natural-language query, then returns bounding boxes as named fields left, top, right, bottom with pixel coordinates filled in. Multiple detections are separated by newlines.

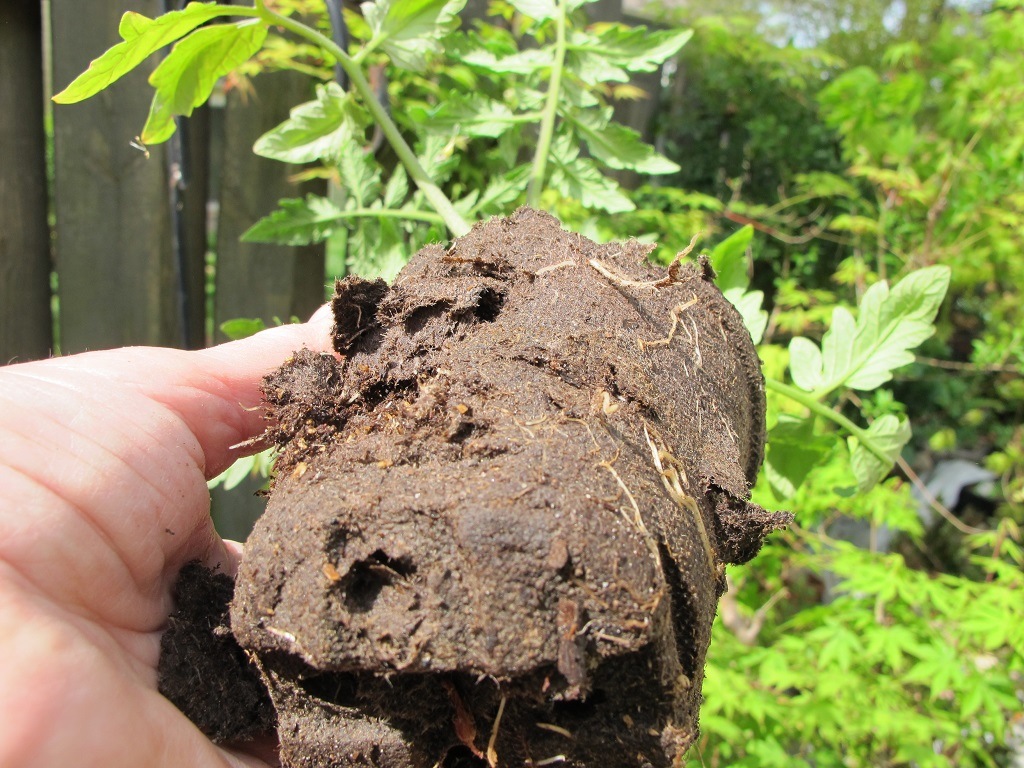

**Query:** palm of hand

left=0, top=316, right=330, bottom=767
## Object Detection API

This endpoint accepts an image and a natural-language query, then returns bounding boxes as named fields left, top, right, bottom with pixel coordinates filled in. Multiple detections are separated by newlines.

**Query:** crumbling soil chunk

left=158, top=561, right=274, bottom=743
left=226, top=208, right=789, bottom=767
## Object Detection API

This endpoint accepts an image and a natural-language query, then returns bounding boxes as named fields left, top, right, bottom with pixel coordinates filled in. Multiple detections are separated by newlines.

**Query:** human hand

left=0, top=308, right=333, bottom=767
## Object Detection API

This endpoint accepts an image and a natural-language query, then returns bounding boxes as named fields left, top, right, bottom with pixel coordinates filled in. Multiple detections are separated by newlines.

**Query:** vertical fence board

left=180, top=108, right=212, bottom=348
left=0, top=3, right=53, bottom=364
left=214, top=70, right=326, bottom=339
left=50, top=0, right=177, bottom=353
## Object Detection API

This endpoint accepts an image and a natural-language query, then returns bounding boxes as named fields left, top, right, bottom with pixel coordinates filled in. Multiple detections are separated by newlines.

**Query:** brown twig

left=896, top=455, right=987, bottom=536
left=915, top=356, right=1021, bottom=375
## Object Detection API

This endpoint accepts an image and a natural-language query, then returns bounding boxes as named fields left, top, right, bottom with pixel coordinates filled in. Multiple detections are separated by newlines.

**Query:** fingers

left=0, top=306, right=333, bottom=605
left=183, top=305, right=335, bottom=476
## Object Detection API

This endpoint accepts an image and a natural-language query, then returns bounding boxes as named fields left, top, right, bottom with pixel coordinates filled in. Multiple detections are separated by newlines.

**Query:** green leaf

left=383, top=167, right=409, bottom=209
left=764, top=415, right=836, bottom=498
left=565, top=25, right=692, bottom=85
left=53, top=2, right=233, bottom=104
left=208, top=447, right=276, bottom=491
left=507, top=0, right=558, bottom=20
left=241, top=196, right=344, bottom=246
left=566, top=109, right=679, bottom=174
left=363, top=0, right=467, bottom=71
left=412, top=96, right=519, bottom=138
left=340, top=142, right=383, bottom=206
left=828, top=214, right=880, bottom=235
left=548, top=135, right=633, bottom=213
left=254, top=83, right=369, bottom=164
left=141, top=21, right=267, bottom=143
left=709, top=225, right=754, bottom=292
left=788, top=336, right=825, bottom=392
left=848, top=415, right=911, bottom=493
left=460, top=47, right=553, bottom=76
left=219, top=317, right=266, bottom=340
left=416, top=133, right=460, bottom=185
left=788, top=266, right=950, bottom=395
left=470, top=169, right=530, bottom=217
left=723, top=288, right=768, bottom=345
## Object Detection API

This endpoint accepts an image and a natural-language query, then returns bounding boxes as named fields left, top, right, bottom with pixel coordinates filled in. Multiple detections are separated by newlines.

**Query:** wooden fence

left=0, top=0, right=648, bottom=534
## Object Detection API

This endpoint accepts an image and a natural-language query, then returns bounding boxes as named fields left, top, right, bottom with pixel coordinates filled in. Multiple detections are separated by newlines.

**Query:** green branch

left=766, top=378, right=892, bottom=466
left=255, top=3, right=471, bottom=237
left=526, top=0, right=569, bottom=206
left=335, top=208, right=446, bottom=225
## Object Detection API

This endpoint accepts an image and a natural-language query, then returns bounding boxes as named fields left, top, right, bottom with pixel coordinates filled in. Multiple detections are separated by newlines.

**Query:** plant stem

left=765, top=378, right=892, bottom=466
left=254, top=4, right=471, bottom=236
left=336, top=208, right=446, bottom=225
left=526, top=0, right=569, bottom=206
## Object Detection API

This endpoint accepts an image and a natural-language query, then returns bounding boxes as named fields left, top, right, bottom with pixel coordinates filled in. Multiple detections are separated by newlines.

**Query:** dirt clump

left=158, top=561, right=274, bottom=742
left=208, top=208, right=787, bottom=767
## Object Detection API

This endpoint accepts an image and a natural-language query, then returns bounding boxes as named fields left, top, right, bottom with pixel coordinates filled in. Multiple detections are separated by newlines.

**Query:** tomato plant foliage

left=54, top=1, right=1024, bottom=766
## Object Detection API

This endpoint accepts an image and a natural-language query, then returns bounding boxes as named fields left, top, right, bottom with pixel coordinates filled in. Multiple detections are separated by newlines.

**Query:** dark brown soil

left=158, top=561, right=274, bottom=742
left=166, top=209, right=789, bottom=767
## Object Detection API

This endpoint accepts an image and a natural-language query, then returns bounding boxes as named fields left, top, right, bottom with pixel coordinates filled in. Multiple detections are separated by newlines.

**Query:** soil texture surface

left=165, top=209, right=789, bottom=767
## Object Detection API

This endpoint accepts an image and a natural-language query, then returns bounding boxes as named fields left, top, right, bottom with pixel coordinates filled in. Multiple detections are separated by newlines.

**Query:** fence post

left=0, top=3, right=53, bottom=364
left=50, top=0, right=179, bottom=353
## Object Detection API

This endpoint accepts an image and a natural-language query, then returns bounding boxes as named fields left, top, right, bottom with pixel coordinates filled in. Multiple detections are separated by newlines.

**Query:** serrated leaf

left=848, top=414, right=912, bottom=493
left=709, top=225, right=754, bottom=292
left=363, top=0, right=467, bottom=71
left=548, top=135, right=633, bottom=213
left=413, top=96, right=519, bottom=138
left=254, top=83, right=369, bottom=164
left=141, top=21, right=267, bottom=144
left=507, top=0, right=558, bottom=20
left=566, top=109, right=679, bottom=174
left=383, top=166, right=409, bottom=208
left=460, top=47, right=553, bottom=76
left=53, top=3, right=231, bottom=104
left=764, top=414, right=836, bottom=498
left=788, top=266, right=950, bottom=395
left=470, top=169, right=529, bottom=217
left=339, top=146, right=382, bottom=206
left=416, top=133, right=460, bottom=184
left=565, top=25, right=692, bottom=85
left=242, top=196, right=345, bottom=246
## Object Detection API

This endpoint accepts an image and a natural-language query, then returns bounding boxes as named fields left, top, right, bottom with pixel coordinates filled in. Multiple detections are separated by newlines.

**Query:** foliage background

left=52, top=0, right=1024, bottom=764
left=231, top=0, right=1024, bottom=764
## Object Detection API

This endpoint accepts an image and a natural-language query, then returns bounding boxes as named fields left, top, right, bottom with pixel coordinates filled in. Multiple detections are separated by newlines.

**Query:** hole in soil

left=298, top=672, right=359, bottom=706
left=343, top=550, right=417, bottom=612
left=441, top=745, right=489, bottom=767
left=406, top=302, right=451, bottom=335
left=449, top=420, right=476, bottom=443
left=552, top=687, right=608, bottom=720
left=473, top=287, right=505, bottom=322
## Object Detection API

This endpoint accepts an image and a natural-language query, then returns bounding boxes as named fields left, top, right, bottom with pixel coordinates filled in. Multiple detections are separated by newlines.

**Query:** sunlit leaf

left=242, top=195, right=345, bottom=246
left=709, top=225, right=754, bottom=292
left=254, top=83, right=369, bottom=164
left=363, top=0, right=467, bottom=71
left=548, top=135, right=633, bottom=213
left=141, top=21, right=267, bottom=143
left=567, top=108, right=679, bottom=174
left=788, top=266, right=950, bottom=395
left=53, top=2, right=233, bottom=103
left=848, top=415, right=911, bottom=493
